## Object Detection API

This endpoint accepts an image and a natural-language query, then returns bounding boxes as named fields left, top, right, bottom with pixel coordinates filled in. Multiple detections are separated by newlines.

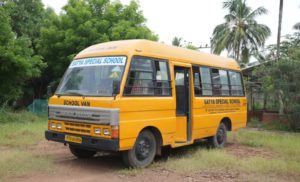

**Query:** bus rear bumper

left=45, top=130, right=119, bottom=151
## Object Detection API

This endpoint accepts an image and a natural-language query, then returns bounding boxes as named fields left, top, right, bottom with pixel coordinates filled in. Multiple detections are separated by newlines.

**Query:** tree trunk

left=277, top=0, right=284, bottom=59
left=236, top=41, right=241, bottom=63
left=278, top=89, right=284, bottom=115
left=263, top=92, right=267, bottom=111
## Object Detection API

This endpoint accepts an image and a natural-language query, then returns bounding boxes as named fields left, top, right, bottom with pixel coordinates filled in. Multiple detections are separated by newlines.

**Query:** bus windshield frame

left=55, top=56, right=127, bottom=97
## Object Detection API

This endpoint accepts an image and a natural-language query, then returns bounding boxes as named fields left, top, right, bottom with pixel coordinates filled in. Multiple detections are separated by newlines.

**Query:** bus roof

left=74, top=39, right=240, bottom=71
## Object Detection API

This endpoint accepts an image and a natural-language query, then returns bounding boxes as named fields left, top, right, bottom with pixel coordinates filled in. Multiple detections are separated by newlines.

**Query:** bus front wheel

left=122, top=130, right=157, bottom=168
left=208, top=122, right=227, bottom=148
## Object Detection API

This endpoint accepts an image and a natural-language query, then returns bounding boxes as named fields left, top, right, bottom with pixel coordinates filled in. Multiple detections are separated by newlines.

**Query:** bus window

left=193, top=66, right=201, bottom=96
left=200, top=67, right=212, bottom=96
left=211, top=68, right=221, bottom=95
left=126, top=57, right=154, bottom=95
left=229, top=71, right=244, bottom=96
left=219, top=70, right=230, bottom=96
left=124, top=57, right=171, bottom=96
left=154, top=61, right=171, bottom=96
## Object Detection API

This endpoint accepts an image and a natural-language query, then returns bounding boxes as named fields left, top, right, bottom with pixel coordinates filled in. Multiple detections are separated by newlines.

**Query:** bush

left=288, top=104, right=300, bottom=131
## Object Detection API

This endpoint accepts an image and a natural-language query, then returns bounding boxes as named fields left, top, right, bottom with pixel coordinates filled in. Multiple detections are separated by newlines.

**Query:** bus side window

left=229, top=71, right=244, bottom=96
left=125, top=57, right=154, bottom=95
left=211, top=68, right=221, bottom=95
left=200, top=67, right=212, bottom=96
left=219, top=70, right=230, bottom=96
left=192, top=66, right=201, bottom=96
left=154, top=61, right=171, bottom=96
left=124, top=57, right=171, bottom=96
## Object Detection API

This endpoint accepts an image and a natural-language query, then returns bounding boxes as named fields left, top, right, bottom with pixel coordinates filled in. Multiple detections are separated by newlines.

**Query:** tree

left=186, top=43, right=198, bottom=50
left=0, top=7, right=45, bottom=104
left=254, top=33, right=300, bottom=130
left=294, top=22, right=300, bottom=30
left=1, top=0, right=49, bottom=103
left=277, top=0, right=284, bottom=59
left=211, top=0, right=271, bottom=65
left=172, top=37, right=183, bottom=47
left=172, top=36, right=198, bottom=50
left=3, top=0, right=46, bottom=53
left=39, top=0, right=158, bottom=87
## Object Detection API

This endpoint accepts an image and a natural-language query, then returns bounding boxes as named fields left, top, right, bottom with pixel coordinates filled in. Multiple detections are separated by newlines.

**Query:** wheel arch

left=140, top=126, right=163, bottom=156
left=220, top=117, right=232, bottom=131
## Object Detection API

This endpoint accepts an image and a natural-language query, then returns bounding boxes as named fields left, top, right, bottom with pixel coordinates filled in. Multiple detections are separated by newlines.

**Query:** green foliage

left=288, top=104, right=300, bottom=131
left=0, top=7, right=45, bottom=104
left=255, top=33, right=300, bottom=130
left=0, top=0, right=158, bottom=105
left=294, top=22, right=300, bottom=30
left=3, top=0, right=45, bottom=49
left=172, top=36, right=183, bottom=47
left=248, top=118, right=291, bottom=131
left=39, top=0, right=158, bottom=82
left=211, top=0, right=271, bottom=65
left=185, top=43, right=198, bottom=50
left=172, top=36, right=198, bottom=50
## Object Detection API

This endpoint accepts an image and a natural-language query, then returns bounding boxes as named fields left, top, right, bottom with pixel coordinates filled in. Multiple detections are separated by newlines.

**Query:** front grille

left=48, top=105, right=120, bottom=125
left=64, top=122, right=91, bottom=135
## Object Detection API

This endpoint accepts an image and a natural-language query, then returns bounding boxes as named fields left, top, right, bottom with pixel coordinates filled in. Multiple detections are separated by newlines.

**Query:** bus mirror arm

left=112, top=80, right=120, bottom=97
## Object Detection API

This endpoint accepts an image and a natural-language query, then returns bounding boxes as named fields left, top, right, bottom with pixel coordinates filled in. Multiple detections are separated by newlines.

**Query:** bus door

left=174, top=66, right=191, bottom=142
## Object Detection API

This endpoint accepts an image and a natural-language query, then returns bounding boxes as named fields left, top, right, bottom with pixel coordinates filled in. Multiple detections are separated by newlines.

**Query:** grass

left=234, top=130, right=300, bottom=160
left=0, top=108, right=51, bottom=180
left=157, top=130, right=300, bottom=181
left=0, top=150, right=52, bottom=179
left=0, top=107, right=47, bottom=147
left=1, top=107, right=300, bottom=181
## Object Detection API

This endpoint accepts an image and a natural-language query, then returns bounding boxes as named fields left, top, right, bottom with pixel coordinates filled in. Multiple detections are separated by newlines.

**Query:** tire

left=69, top=145, right=96, bottom=158
left=208, top=122, right=227, bottom=148
left=122, top=130, right=157, bottom=168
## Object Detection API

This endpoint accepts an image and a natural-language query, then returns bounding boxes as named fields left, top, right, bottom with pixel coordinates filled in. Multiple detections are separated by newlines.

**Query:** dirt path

left=6, top=141, right=275, bottom=182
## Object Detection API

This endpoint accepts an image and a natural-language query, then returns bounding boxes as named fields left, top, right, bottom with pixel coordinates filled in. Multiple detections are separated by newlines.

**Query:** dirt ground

left=5, top=140, right=279, bottom=182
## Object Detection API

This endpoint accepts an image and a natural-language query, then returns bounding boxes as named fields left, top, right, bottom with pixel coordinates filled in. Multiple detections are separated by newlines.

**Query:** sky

left=42, top=0, right=299, bottom=51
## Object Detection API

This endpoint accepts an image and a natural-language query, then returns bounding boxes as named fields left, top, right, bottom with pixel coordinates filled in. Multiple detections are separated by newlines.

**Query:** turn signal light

left=111, top=125, right=119, bottom=139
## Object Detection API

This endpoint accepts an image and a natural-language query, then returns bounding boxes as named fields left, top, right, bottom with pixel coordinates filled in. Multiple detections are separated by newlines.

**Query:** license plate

left=65, top=135, right=82, bottom=144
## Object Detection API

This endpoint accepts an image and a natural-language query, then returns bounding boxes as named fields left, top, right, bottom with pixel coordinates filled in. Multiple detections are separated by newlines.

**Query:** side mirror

left=47, top=85, right=52, bottom=98
left=112, top=80, right=120, bottom=95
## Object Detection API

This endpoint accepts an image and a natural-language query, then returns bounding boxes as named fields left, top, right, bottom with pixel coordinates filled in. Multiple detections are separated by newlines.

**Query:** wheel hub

left=135, top=138, right=151, bottom=160
left=217, top=128, right=225, bottom=144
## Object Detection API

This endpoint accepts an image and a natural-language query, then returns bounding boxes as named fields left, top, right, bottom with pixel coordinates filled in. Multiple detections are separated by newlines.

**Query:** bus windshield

left=56, top=56, right=126, bottom=96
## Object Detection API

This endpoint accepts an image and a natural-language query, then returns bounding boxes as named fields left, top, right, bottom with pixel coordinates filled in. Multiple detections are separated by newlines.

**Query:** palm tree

left=211, top=0, right=271, bottom=65
left=277, top=0, right=284, bottom=59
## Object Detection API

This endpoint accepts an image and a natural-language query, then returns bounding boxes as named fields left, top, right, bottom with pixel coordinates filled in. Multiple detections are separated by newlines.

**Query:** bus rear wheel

left=208, top=122, right=227, bottom=148
left=122, top=130, right=156, bottom=168
left=69, top=145, right=96, bottom=158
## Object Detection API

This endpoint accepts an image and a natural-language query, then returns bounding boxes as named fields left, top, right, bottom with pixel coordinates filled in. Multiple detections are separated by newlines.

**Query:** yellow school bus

left=45, top=39, right=247, bottom=167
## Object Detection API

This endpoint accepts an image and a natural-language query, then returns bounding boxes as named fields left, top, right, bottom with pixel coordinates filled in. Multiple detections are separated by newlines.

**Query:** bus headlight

left=103, top=128, right=110, bottom=135
left=57, top=123, right=62, bottom=129
left=50, top=123, right=56, bottom=129
left=94, top=128, right=101, bottom=135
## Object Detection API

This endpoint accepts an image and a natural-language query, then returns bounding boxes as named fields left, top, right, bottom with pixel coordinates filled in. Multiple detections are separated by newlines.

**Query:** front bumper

left=45, top=130, right=119, bottom=151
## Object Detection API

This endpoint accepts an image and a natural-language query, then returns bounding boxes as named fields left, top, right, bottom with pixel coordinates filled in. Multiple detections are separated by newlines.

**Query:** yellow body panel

left=48, top=40, right=247, bottom=151
left=175, top=116, right=187, bottom=142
